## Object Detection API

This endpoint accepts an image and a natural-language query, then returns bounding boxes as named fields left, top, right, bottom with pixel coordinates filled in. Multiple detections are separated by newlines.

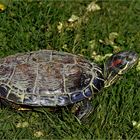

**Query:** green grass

left=0, top=0, right=140, bottom=139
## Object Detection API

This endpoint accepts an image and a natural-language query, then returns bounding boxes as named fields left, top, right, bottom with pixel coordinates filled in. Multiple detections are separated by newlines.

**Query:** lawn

left=0, top=0, right=140, bottom=139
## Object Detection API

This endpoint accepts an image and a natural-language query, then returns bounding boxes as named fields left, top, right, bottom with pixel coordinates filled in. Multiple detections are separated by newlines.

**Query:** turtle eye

left=125, top=56, right=132, bottom=62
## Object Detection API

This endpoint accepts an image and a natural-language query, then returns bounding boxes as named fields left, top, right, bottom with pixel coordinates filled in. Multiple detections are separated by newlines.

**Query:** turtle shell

left=0, top=50, right=104, bottom=107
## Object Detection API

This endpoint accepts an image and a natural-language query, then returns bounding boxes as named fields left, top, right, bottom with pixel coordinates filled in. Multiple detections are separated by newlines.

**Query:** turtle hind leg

left=71, top=99, right=94, bottom=120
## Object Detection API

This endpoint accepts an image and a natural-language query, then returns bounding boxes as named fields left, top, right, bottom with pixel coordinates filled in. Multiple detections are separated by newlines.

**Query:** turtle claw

left=72, top=100, right=93, bottom=120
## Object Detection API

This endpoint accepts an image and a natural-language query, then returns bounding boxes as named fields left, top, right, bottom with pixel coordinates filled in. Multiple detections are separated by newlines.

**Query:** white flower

left=16, top=121, right=29, bottom=128
left=34, top=131, right=44, bottom=137
left=0, top=3, right=6, bottom=12
left=68, top=14, right=80, bottom=22
left=86, top=1, right=101, bottom=12
left=57, top=22, right=63, bottom=33
left=132, top=120, right=140, bottom=129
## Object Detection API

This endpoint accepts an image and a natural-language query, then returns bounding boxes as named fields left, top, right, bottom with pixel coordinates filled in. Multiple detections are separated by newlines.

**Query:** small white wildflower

left=132, top=120, right=137, bottom=126
left=22, top=122, right=29, bottom=127
left=16, top=121, right=29, bottom=128
left=92, top=51, right=97, bottom=56
left=86, top=1, right=101, bottom=12
left=34, top=131, right=44, bottom=137
left=132, top=120, right=140, bottom=129
left=62, top=44, right=68, bottom=49
left=0, top=3, right=6, bottom=12
left=107, top=32, right=119, bottom=45
left=68, top=14, right=80, bottom=23
left=109, top=32, right=119, bottom=40
left=99, top=32, right=119, bottom=46
left=104, top=38, right=114, bottom=45
left=112, top=45, right=121, bottom=51
left=92, top=53, right=113, bottom=62
left=93, top=55, right=105, bottom=62
left=16, top=122, right=22, bottom=128
left=62, top=44, right=69, bottom=52
left=57, top=22, right=63, bottom=33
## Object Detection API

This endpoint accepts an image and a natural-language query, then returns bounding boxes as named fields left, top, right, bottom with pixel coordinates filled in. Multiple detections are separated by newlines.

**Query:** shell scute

left=57, top=95, right=70, bottom=106
left=4, top=54, right=29, bottom=65
left=84, top=87, right=92, bottom=97
left=64, top=64, right=92, bottom=93
left=40, top=95, right=56, bottom=106
left=64, top=64, right=83, bottom=92
left=0, top=65, right=15, bottom=82
left=29, top=50, right=51, bottom=63
left=51, top=51, right=75, bottom=64
left=0, top=85, right=9, bottom=98
left=8, top=92, right=22, bottom=103
left=37, top=62, right=64, bottom=93
left=23, top=94, right=38, bottom=105
left=75, top=56, right=93, bottom=69
left=71, top=91, right=85, bottom=103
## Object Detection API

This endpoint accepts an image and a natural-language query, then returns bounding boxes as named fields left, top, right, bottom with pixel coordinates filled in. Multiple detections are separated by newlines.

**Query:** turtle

left=0, top=50, right=138, bottom=119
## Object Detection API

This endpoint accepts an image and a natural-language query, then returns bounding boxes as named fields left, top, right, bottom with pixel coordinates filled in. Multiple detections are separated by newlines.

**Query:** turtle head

left=104, top=51, right=138, bottom=88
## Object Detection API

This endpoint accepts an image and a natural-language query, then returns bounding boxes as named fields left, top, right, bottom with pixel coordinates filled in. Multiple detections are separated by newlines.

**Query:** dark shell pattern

left=0, top=50, right=103, bottom=106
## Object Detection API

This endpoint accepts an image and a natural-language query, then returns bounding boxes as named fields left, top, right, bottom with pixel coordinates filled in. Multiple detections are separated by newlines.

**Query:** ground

left=0, top=0, right=140, bottom=139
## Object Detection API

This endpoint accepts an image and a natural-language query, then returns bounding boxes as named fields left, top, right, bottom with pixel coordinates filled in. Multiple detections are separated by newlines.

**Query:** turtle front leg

left=71, top=99, right=93, bottom=120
